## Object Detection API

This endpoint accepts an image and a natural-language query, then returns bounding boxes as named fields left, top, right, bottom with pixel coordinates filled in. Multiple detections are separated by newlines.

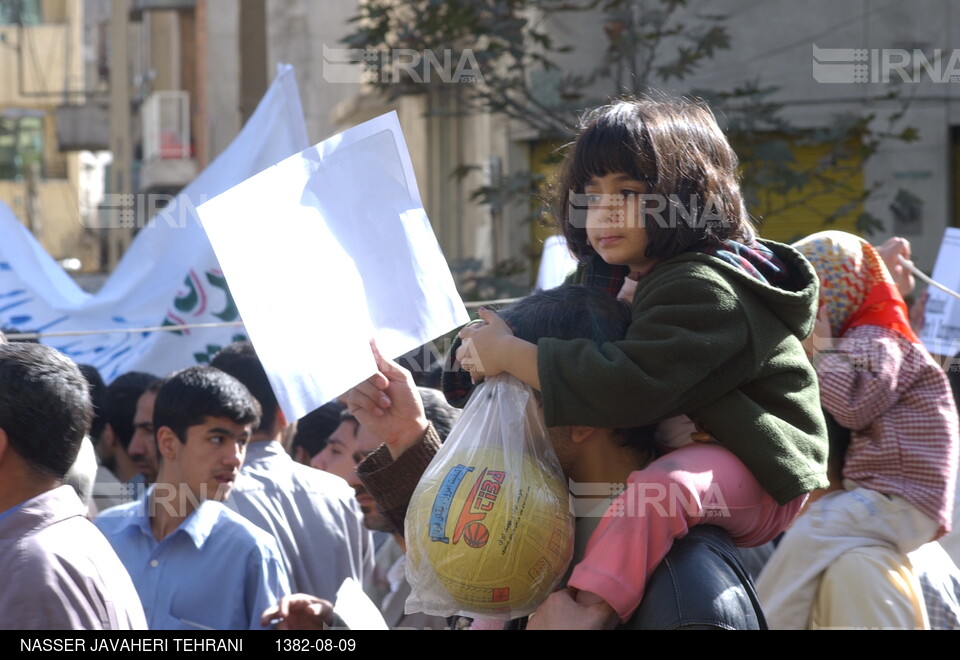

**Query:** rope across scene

left=899, top=255, right=960, bottom=301
left=5, top=262, right=957, bottom=342
left=3, top=298, right=523, bottom=342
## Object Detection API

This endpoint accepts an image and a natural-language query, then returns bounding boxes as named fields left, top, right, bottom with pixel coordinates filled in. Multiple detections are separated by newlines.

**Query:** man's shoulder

left=237, top=447, right=354, bottom=496
left=5, top=489, right=126, bottom=573
left=234, top=458, right=356, bottom=508
left=629, top=526, right=764, bottom=630
left=201, top=501, right=285, bottom=556
left=1, top=512, right=146, bottom=630
left=17, top=509, right=131, bottom=579
left=3, top=487, right=117, bottom=553
left=93, top=498, right=143, bottom=533
left=289, top=461, right=356, bottom=499
left=19, top=509, right=98, bottom=553
left=824, top=542, right=928, bottom=595
left=97, top=498, right=142, bottom=516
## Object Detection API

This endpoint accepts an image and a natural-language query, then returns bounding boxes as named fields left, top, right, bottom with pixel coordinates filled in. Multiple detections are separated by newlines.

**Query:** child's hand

left=456, top=307, right=515, bottom=381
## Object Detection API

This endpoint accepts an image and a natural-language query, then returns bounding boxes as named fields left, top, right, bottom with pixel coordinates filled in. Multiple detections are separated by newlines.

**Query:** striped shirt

left=817, top=324, right=959, bottom=533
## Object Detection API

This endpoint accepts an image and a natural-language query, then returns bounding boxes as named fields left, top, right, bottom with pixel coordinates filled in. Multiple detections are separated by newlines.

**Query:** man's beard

left=356, top=486, right=396, bottom=533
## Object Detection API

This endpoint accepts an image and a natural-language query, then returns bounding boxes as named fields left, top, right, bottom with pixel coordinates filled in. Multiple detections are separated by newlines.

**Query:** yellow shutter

left=747, top=137, right=863, bottom=243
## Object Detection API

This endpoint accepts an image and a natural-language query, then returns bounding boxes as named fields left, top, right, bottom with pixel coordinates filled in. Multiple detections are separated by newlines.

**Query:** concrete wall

left=201, top=0, right=362, bottom=158
left=265, top=0, right=361, bottom=144
left=684, top=0, right=960, bottom=270
left=203, top=0, right=240, bottom=162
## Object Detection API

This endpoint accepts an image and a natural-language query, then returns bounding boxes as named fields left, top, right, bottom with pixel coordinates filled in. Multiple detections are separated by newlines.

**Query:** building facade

left=8, top=1, right=960, bottom=293
left=0, top=0, right=95, bottom=270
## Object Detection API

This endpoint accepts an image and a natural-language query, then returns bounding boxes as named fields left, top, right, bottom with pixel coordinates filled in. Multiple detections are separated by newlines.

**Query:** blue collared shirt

left=95, top=490, right=290, bottom=630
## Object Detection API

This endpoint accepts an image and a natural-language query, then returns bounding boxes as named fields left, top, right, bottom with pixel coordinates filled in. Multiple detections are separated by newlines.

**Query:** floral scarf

left=791, top=230, right=919, bottom=343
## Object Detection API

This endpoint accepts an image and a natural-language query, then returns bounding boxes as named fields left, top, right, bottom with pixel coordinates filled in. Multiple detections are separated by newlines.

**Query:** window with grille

left=0, top=0, right=41, bottom=25
left=0, top=114, right=44, bottom=180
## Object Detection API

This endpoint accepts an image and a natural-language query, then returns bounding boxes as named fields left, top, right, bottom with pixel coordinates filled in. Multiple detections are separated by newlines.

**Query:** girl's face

left=584, top=172, right=657, bottom=275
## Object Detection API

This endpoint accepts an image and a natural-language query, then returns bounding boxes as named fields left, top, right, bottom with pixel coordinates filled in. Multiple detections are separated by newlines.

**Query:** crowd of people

left=2, top=95, right=960, bottom=631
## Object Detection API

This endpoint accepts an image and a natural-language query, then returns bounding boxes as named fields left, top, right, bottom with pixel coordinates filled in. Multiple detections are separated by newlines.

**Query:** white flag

left=197, top=111, right=470, bottom=421
left=0, top=64, right=309, bottom=382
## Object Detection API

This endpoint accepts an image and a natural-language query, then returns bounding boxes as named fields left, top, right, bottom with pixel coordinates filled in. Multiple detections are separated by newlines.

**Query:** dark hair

left=210, top=341, right=278, bottom=434
left=154, top=366, right=261, bottom=444
left=442, top=285, right=634, bottom=407
left=397, top=343, right=444, bottom=389
left=500, top=284, right=632, bottom=345
left=557, top=96, right=754, bottom=263
left=292, top=400, right=344, bottom=457
left=501, top=285, right=654, bottom=451
left=78, top=364, right=107, bottom=441
left=0, top=343, right=92, bottom=479
left=103, top=371, right=158, bottom=449
left=418, top=387, right=461, bottom=442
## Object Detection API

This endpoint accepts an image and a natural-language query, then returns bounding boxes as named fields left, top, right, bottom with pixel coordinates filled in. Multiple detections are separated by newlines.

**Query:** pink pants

left=568, top=443, right=805, bottom=621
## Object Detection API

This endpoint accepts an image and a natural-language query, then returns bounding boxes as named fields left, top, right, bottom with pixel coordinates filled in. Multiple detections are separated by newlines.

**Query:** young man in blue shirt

left=97, top=366, right=291, bottom=630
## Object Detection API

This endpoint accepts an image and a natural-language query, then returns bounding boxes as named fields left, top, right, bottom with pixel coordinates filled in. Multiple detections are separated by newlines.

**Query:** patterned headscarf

left=791, top=230, right=919, bottom=343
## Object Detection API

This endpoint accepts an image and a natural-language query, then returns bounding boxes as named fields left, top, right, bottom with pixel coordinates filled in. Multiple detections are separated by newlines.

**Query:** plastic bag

left=404, top=374, right=574, bottom=621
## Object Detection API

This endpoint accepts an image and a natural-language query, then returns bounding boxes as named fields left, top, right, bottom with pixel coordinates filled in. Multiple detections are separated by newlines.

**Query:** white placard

left=0, top=64, right=309, bottom=382
left=198, top=112, right=469, bottom=421
left=919, top=227, right=960, bottom=359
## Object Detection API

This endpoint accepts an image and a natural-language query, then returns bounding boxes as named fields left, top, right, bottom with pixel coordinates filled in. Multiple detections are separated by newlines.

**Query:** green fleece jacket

left=538, top=240, right=829, bottom=504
